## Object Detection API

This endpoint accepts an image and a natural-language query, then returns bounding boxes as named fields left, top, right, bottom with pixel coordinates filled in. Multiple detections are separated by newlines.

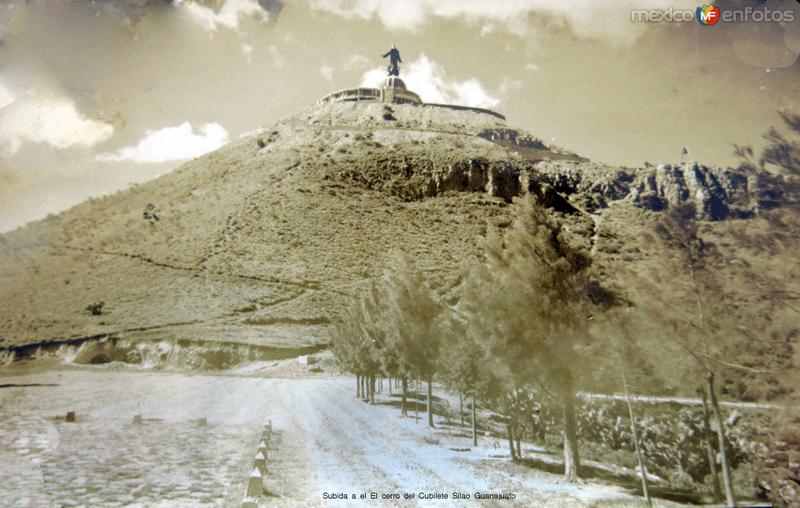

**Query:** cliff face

left=629, top=163, right=754, bottom=220
left=0, top=101, right=769, bottom=353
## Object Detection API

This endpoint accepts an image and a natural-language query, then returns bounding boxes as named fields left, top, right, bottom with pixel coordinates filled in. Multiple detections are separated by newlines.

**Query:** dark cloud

left=23, top=0, right=284, bottom=26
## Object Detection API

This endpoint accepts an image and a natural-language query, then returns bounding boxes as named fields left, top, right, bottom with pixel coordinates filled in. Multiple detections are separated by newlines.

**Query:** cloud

left=310, top=0, right=427, bottom=30
left=344, top=54, right=370, bottom=70
left=97, top=122, right=229, bottom=163
left=0, top=80, right=13, bottom=110
left=268, top=45, right=285, bottom=67
left=524, top=63, right=540, bottom=72
left=309, top=0, right=698, bottom=44
left=360, top=54, right=499, bottom=109
left=320, top=65, right=335, bottom=82
left=498, top=76, right=523, bottom=95
left=182, top=0, right=273, bottom=32
left=241, top=42, right=254, bottom=63
left=0, top=83, right=114, bottom=155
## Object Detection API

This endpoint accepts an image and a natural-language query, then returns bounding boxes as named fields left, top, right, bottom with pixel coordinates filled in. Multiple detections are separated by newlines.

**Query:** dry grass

left=0, top=101, right=796, bottom=406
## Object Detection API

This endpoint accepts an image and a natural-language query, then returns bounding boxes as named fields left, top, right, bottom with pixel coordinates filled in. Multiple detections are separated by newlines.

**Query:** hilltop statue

left=382, top=45, right=402, bottom=76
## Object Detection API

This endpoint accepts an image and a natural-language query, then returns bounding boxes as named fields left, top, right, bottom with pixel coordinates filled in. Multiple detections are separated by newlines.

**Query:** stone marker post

left=246, top=467, right=262, bottom=497
left=254, top=451, right=266, bottom=475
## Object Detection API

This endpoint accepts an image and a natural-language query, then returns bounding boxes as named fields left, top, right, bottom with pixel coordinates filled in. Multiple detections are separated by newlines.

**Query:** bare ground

left=0, top=365, right=681, bottom=508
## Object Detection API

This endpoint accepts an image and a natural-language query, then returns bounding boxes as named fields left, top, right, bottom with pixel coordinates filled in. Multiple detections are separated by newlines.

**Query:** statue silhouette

left=382, top=45, right=402, bottom=76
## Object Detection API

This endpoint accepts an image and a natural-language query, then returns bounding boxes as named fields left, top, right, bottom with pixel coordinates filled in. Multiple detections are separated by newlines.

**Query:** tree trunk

left=507, top=421, right=517, bottom=461
left=562, top=391, right=580, bottom=482
left=539, top=417, right=546, bottom=443
left=415, top=375, right=420, bottom=424
left=401, top=378, right=408, bottom=417
left=701, top=388, right=722, bottom=502
left=356, top=374, right=361, bottom=398
left=513, top=390, right=522, bottom=458
left=530, top=411, right=544, bottom=444
left=369, top=375, right=375, bottom=404
left=534, top=407, right=546, bottom=443
left=362, top=375, right=368, bottom=402
left=623, top=375, right=651, bottom=506
left=706, top=373, right=735, bottom=507
left=426, top=379, right=435, bottom=428
left=471, top=397, right=478, bottom=447
left=388, top=376, right=392, bottom=396
left=459, top=393, right=465, bottom=427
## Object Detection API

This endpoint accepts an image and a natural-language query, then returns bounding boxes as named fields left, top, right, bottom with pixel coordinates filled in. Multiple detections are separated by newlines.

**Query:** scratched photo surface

left=0, top=1, right=798, bottom=507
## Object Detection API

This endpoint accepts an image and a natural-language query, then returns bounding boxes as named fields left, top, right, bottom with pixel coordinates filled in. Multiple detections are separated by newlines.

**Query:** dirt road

left=0, top=366, right=659, bottom=507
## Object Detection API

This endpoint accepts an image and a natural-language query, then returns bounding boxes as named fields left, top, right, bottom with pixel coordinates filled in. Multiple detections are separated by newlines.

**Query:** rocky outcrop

left=344, top=153, right=758, bottom=220
left=478, top=127, right=547, bottom=150
left=629, top=163, right=754, bottom=220
left=311, top=101, right=765, bottom=220
left=531, top=161, right=757, bottom=220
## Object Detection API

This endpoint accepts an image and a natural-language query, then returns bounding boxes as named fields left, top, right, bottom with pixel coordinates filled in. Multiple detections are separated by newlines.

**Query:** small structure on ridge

left=317, top=46, right=504, bottom=120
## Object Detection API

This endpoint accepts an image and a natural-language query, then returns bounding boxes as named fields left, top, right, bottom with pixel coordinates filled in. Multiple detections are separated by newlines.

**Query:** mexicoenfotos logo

left=631, top=2, right=793, bottom=24
left=696, top=3, right=720, bottom=25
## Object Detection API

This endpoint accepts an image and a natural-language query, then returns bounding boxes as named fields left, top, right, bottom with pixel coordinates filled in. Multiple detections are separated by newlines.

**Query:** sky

left=0, top=0, right=798, bottom=232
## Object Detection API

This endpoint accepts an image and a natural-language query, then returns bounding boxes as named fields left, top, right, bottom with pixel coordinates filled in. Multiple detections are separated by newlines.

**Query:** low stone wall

left=535, top=398, right=773, bottom=496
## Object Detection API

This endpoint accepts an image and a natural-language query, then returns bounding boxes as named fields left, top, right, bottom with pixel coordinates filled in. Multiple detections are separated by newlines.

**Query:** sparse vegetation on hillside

left=332, top=197, right=615, bottom=483
left=457, top=196, right=601, bottom=481
left=332, top=106, right=800, bottom=500
left=3, top=102, right=800, bottom=504
left=732, top=111, right=800, bottom=507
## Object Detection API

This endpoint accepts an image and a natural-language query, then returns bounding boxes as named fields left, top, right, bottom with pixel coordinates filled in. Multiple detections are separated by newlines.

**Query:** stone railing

left=241, top=419, right=273, bottom=508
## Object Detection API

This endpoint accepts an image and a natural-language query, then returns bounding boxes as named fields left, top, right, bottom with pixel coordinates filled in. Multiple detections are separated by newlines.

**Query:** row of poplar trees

left=332, top=112, right=800, bottom=505
left=332, top=197, right=596, bottom=482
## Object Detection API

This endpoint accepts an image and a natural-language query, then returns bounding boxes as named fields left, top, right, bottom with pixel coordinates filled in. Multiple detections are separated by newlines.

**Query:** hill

left=0, top=101, right=795, bottom=384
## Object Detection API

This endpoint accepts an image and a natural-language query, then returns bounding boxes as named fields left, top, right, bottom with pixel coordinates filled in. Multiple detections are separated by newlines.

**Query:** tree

left=460, top=196, right=597, bottom=481
left=331, top=301, right=363, bottom=397
left=649, top=203, right=745, bottom=506
left=757, top=110, right=800, bottom=178
left=331, top=285, right=383, bottom=403
left=355, top=281, right=387, bottom=404
left=591, top=310, right=656, bottom=505
left=733, top=110, right=800, bottom=507
left=382, top=253, right=444, bottom=427
left=439, top=307, right=502, bottom=447
left=734, top=109, right=800, bottom=210
left=624, top=177, right=796, bottom=503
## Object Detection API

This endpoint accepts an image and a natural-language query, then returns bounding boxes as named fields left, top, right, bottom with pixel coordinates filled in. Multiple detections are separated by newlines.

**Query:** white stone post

left=254, top=451, right=266, bottom=475
left=257, top=441, right=269, bottom=461
left=246, top=467, right=262, bottom=497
